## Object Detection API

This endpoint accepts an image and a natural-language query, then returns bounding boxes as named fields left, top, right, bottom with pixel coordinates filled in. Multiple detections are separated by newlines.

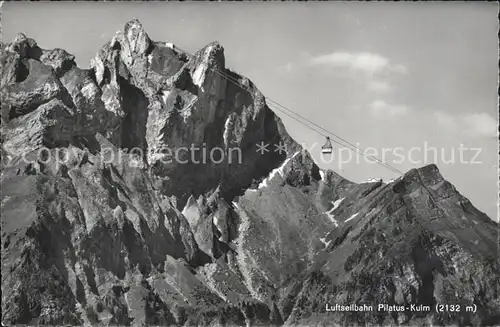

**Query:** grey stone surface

left=1, top=20, right=498, bottom=326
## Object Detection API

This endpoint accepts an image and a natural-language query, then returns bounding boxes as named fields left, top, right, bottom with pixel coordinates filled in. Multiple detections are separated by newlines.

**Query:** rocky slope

left=1, top=20, right=499, bottom=326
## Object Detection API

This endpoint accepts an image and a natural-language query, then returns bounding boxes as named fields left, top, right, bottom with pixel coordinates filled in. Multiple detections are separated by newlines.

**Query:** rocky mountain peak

left=109, top=18, right=153, bottom=73
left=6, top=33, right=42, bottom=59
left=120, top=19, right=151, bottom=57
left=1, top=20, right=498, bottom=327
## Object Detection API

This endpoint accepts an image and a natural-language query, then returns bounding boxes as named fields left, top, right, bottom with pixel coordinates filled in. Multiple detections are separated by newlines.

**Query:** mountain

left=1, top=20, right=498, bottom=326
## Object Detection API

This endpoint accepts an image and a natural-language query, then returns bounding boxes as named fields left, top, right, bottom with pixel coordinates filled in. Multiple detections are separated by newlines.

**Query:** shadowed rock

left=40, top=48, right=76, bottom=77
left=1, top=20, right=498, bottom=326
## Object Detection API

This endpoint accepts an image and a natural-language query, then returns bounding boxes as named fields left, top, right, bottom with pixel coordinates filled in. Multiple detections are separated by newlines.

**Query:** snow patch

left=319, top=170, right=325, bottom=181
left=258, top=152, right=300, bottom=189
left=345, top=212, right=359, bottom=223
left=319, top=237, right=332, bottom=248
left=365, top=178, right=382, bottom=183
left=165, top=42, right=174, bottom=49
left=223, top=116, right=232, bottom=146
left=330, top=197, right=345, bottom=212
left=212, top=214, right=224, bottom=241
left=258, top=170, right=278, bottom=189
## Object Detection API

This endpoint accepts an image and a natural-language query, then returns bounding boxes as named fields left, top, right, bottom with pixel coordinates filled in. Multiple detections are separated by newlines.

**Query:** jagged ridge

left=1, top=20, right=498, bottom=326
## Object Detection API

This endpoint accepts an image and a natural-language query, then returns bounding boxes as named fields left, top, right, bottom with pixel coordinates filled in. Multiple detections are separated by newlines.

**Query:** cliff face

left=1, top=20, right=498, bottom=326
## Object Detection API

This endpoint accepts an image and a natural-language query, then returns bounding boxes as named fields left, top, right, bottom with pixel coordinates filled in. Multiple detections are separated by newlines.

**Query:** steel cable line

left=174, top=45, right=404, bottom=175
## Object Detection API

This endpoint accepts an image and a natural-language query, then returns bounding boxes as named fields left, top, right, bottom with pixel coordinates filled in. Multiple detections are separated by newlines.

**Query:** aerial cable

left=173, top=45, right=404, bottom=175
left=170, top=47, right=452, bottom=224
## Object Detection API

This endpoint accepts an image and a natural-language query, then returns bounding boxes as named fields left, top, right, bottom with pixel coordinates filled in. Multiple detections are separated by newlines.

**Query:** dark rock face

left=1, top=59, right=63, bottom=120
left=1, top=20, right=499, bottom=326
left=40, top=48, right=76, bottom=77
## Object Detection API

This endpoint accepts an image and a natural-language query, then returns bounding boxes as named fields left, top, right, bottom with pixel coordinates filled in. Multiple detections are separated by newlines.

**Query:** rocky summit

left=1, top=20, right=499, bottom=326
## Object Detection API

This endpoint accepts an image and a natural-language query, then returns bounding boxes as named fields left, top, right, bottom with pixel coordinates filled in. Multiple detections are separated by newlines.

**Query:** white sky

left=2, top=2, right=498, bottom=220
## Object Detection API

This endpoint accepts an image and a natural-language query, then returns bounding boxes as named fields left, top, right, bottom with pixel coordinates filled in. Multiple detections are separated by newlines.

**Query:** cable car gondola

left=176, top=45, right=404, bottom=176
left=321, top=136, right=333, bottom=154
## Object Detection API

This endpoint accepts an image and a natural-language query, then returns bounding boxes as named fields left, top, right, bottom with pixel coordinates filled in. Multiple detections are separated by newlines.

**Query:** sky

left=2, top=2, right=498, bottom=220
